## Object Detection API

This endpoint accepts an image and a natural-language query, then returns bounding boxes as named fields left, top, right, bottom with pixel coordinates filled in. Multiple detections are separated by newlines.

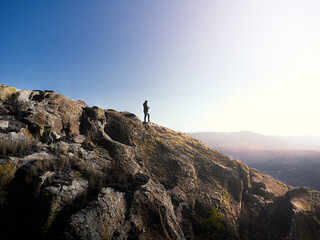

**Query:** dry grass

left=15, top=141, right=112, bottom=194
left=0, top=135, right=127, bottom=194
left=0, top=132, right=31, bottom=156
left=26, top=165, right=38, bottom=184
left=84, top=163, right=98, bottom=189
left=25, top=143, right=105, bottom=190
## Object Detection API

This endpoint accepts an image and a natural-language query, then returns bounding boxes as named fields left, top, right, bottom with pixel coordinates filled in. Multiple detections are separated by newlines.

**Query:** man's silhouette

left=143, top=100, right=150, bottom=122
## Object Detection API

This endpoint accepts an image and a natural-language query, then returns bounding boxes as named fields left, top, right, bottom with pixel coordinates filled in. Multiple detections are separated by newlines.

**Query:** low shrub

left=195, top=208, right=225, bottom=240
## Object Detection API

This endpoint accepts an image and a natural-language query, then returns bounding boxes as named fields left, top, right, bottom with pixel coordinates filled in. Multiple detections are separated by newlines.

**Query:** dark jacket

left=143, top=102, right=149, bottom=113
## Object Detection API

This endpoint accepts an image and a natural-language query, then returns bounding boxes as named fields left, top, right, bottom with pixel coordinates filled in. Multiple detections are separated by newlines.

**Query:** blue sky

left=1, top=0, right=320, bottom=136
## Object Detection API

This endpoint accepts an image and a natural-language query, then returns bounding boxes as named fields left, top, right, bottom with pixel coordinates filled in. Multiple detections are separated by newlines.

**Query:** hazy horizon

left=1, top=1, right=320, bottom=136
left=189, top=130, right=320, bottom=138
left=190, top=130, right=320, bottom=150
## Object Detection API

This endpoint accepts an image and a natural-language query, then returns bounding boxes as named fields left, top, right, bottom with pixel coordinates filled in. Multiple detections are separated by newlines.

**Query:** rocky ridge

left=0, top=84, right=319, bottom=240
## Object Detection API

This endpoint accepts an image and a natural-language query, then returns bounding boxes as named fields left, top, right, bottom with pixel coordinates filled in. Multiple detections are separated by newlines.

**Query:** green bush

left=195, top=208, right=224, bottom=240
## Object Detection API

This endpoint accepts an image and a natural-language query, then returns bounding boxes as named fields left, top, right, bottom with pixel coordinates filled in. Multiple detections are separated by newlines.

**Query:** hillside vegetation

left=0, top=85, right=319, bottom=240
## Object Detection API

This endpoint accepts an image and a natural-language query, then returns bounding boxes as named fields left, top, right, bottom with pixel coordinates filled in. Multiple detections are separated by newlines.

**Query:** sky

left=1, top=0, right=320, bottom=136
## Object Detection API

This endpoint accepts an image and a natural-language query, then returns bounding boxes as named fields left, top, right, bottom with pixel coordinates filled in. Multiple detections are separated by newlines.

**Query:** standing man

left=143, top=100, right=150, bottom=122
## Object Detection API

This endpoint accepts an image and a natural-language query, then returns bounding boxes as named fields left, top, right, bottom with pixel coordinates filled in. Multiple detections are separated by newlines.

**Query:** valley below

left=190, top=132, right=320, bottom=191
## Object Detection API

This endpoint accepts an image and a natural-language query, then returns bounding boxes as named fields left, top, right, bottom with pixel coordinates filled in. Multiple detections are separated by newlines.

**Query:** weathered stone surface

left=0, top=120, right=8, bottom=129
left=16, top=89, right=32, bottom=102
left=2, top=87, right=87, bottom=140
left=65, top=187, right=126, bottom=240
left=0, top=84, right=319, bottom=240
left=0, top=85, right=16, bottom=101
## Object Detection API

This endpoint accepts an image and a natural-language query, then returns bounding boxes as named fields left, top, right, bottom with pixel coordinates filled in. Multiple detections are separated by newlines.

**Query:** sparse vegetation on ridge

left=0, top=85, right=319, bottom=240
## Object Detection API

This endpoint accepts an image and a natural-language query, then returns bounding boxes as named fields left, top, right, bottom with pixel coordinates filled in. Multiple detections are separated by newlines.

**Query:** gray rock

left=66, top=188, right=126, bottom=240
left=0, top=120, right=8, bottom=129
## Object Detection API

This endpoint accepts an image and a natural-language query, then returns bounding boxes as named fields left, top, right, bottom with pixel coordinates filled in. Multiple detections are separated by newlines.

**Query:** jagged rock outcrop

left=0, top=84, right=319, bottom=240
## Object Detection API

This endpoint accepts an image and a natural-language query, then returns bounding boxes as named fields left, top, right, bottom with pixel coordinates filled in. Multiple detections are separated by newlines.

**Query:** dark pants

left=144, top=112, right=150, bottom=122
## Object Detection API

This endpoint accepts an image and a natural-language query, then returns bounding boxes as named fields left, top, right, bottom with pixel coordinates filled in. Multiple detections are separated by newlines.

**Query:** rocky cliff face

left=0, top=84, right=319, bottom=240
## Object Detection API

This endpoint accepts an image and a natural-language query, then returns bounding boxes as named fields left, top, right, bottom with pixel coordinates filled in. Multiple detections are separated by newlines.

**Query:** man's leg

left=148, top=113, right=150, bottom=122
left=144, top=113, right=147, bottom=122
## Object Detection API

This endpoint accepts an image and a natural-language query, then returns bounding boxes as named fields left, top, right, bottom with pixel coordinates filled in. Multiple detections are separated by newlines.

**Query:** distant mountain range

left=190, top=131, right=320, bottom=151
left=272, top=135, right=320, bottom=150
left=190, top=131, right=320, bottom=190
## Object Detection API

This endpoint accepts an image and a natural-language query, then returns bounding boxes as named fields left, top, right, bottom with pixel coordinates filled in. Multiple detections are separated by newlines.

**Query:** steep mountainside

left=0, top=85, right=319, bottom=240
